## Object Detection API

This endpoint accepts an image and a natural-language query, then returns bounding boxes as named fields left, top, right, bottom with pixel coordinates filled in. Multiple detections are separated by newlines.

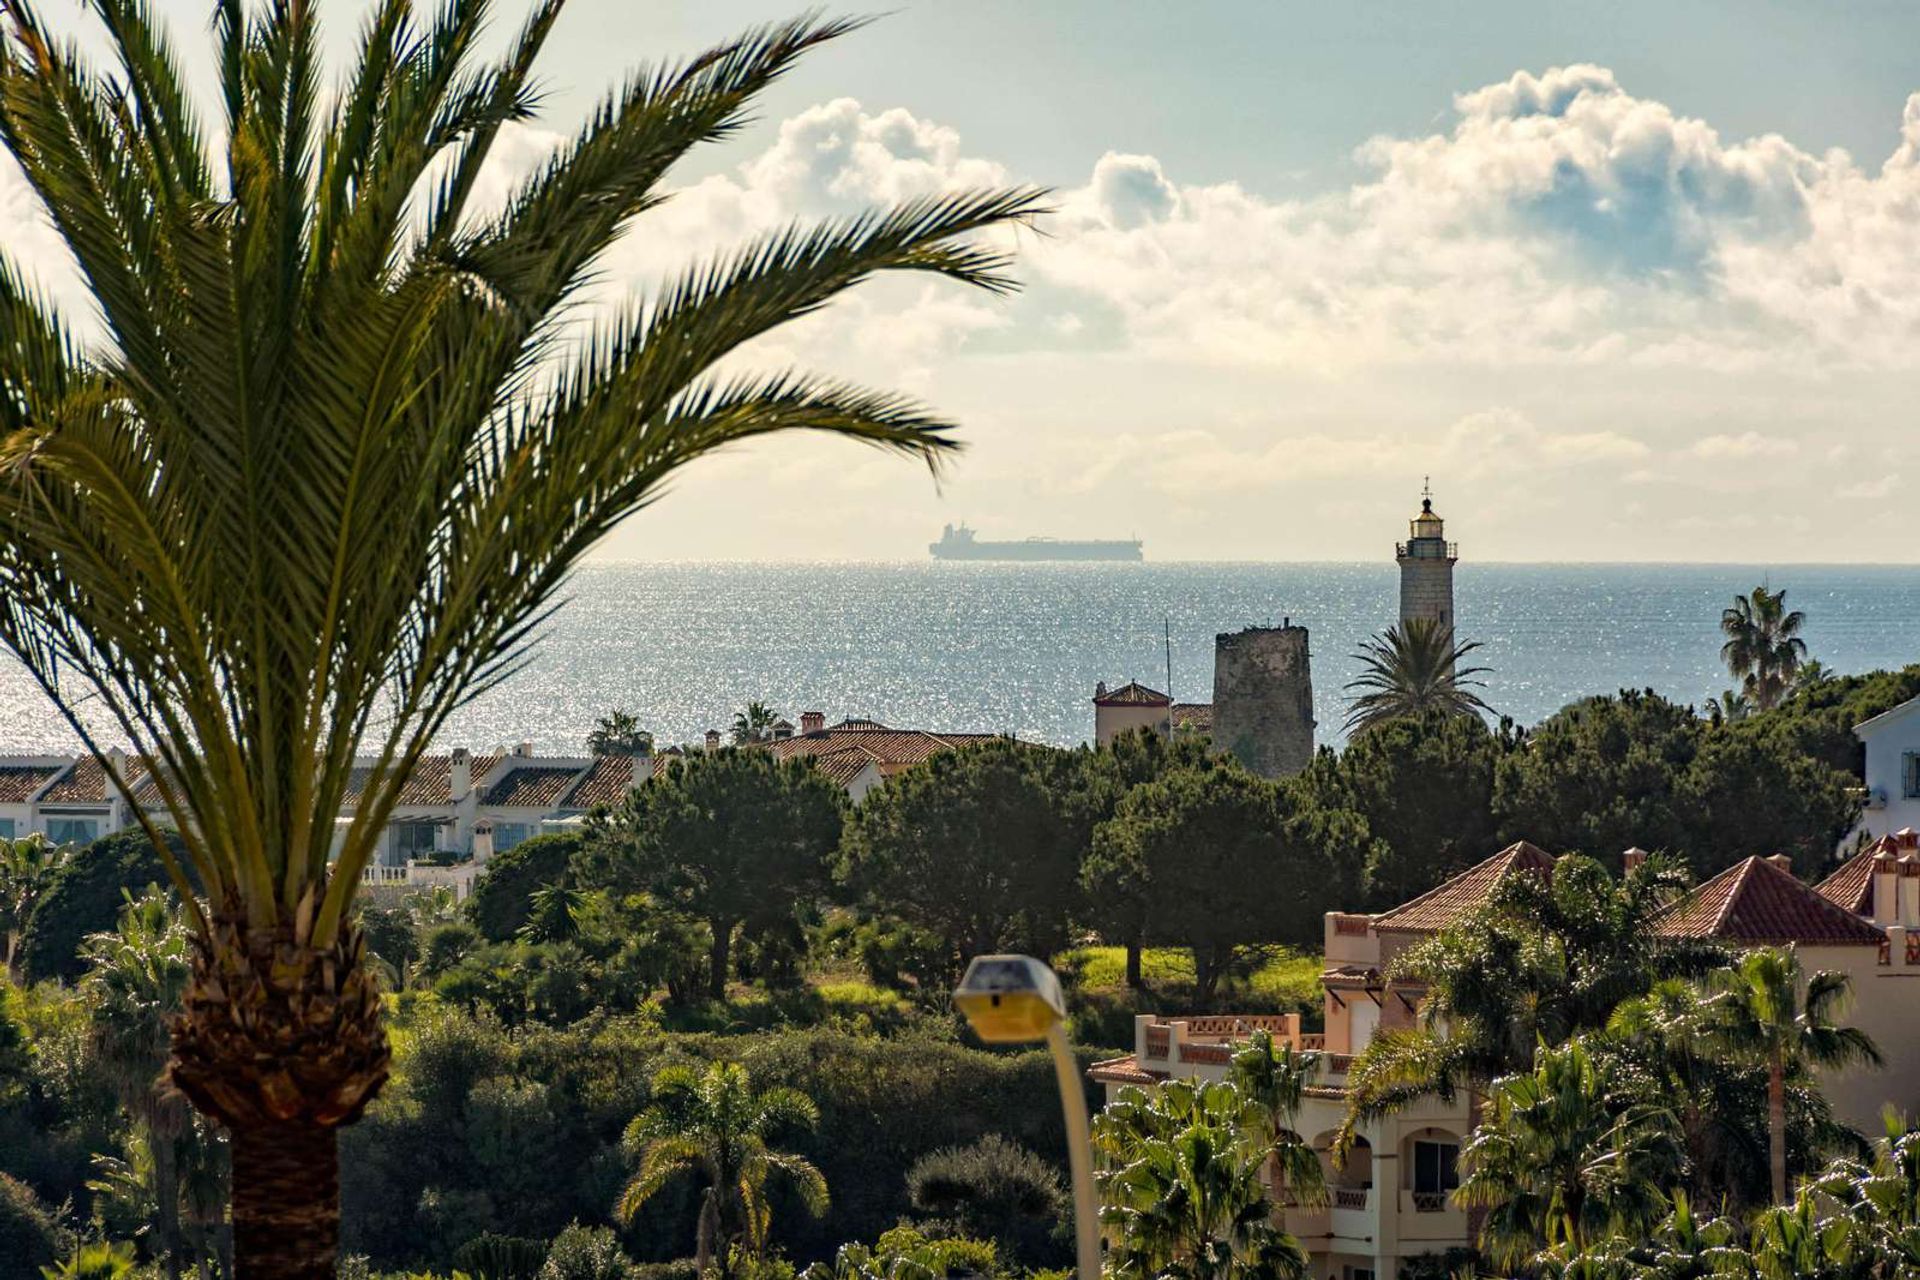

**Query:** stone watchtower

left=1396, top=485, right=1457, bottom=631
left=1211, top=623, right=1314, bottom=778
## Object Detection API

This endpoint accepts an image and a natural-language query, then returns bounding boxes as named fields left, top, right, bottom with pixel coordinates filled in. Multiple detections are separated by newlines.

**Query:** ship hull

left=930, top=541, right=1143, bottom=562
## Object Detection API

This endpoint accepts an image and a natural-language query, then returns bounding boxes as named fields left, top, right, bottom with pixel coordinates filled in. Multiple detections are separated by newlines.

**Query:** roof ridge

left=1707, top=857, right=1759, bottom=936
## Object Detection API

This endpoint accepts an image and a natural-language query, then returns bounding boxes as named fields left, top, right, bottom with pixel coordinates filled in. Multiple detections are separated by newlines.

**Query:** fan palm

left=616, top=1060, right=828, bottom=1277
left=1094, top=1080, right=1307, bottom=1280
left=732, top=701, right=781, bottom=745
left=1343, top=618, right=1493, bottom=734
left=0, top=831, right=65, bottom=977
left=1699, top=947, right=1881, bottom=1205
left=1719, top=587, right=1808, bottom=712
left=0, top=3, right=1039, bottom=1274
left=586, top=709, right=651, bottom=758
left=1455, top=1037, right=1683, bottom=1270
left=1228, top=1029, right=1327, bottom=1210
left=80, top=889, right=200, bottom=1280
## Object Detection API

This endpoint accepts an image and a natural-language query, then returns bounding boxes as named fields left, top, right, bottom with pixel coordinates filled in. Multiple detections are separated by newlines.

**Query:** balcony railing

left=1144, top=1027, right=1170, bottom=1058
left=1332, top=1187, right=1370, bottom=1210
left=1411, top=1191, right=1449, bottom=1213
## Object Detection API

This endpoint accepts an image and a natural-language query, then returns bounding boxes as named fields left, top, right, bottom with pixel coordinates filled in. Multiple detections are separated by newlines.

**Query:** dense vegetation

left=5, top=651, right=1915, bottom=1276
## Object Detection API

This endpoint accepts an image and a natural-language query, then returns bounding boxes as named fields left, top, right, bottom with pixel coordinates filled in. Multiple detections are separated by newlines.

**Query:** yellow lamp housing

left=953, top=954, right=1067, bottom=1043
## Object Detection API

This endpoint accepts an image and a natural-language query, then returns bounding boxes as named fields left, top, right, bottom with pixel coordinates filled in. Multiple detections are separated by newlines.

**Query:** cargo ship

left=929, top=524, right=1144, bottom=562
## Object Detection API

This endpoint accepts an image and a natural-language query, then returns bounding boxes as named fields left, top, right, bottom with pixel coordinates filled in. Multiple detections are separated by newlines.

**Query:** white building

left=1853, top=694, right=1920, bottom=844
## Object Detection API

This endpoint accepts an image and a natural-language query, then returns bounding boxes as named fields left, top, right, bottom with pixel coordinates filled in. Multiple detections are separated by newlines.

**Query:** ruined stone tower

left=1396, top=484, right=1457, bottom=630
left=1211, top=623, right=1314, bottom=778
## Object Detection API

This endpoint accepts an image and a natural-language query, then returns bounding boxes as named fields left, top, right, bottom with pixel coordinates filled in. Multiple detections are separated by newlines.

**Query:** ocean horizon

left=2, top=559, right=1915, bottom=756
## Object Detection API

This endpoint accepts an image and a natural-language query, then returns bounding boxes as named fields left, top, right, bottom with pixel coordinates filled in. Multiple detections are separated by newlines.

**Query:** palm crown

left=1342, top=618, right=1493, bottom=734
left=1718, top=586, right=1808, bottom=712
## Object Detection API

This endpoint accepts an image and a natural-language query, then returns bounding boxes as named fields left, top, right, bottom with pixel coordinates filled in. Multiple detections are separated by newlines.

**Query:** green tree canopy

left=1299, top=712, right=1509, bottom=910
left=1085, top=763, right=1368, bottom=1005
left=20, top=830, right=192, bottom=984
left=587, top=751, right=845, bottom=999
left=468, top=833, right=585, bottom=944
left=587, top=711, right=653, bottom=758
left=840, top=740, right=1079, bottom=978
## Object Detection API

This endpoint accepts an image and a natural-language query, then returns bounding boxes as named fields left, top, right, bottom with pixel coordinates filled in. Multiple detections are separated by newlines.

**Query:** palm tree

left=1699, top=947, right=1881, bottom=1205
left=80, top=889, right=201, bottom=1280
left=587, top=710, right=652, bottom=758
left=732, top=701, right=781, bottom=745
left=1454, top=1038, right=1683, bottom=1270
left=1343, top=618, right=1493, bottom=734
left=0, top=831, right=65, bottom=977
left=1719, top=587, right=1809, bottom=712
left=0, top=4, right=1038, bottom=1272
left=616, top=1060, right=828, bottom=1277
left=1228, top=1030, right=1327, bottom=1211
left=1093, top=1080, right=1307, bottom=1280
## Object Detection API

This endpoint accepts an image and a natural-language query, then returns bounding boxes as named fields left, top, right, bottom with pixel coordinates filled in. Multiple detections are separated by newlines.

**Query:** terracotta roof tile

left=1087, top=1056, right=1168, bottom=1086
left=1815, top=847, right=1879, bottom=915
left=768, top=727, right=997, bottom=769
left=482, top=766, right=583, bottom=808
left=1094, top=681, right=1171, bottom=707
left=1171, top=703, right=1213, bottom=731
left=1655, top=856, right=1887, bottom=947
left=801, top=748, right=880, bottom=788
left=561, top=757, right=639, bottom=811
left=0, top=765, right=61, bottom=804
left=1372, top=840, right=1558, bottom=934
left=37, top=757, right=147, bottom=805
left=343, top=754, right=503, bottom=807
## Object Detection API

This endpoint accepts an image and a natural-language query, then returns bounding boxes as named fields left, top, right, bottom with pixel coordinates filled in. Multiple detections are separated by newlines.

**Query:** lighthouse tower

left=1396, top=481, right=1457, bottom=631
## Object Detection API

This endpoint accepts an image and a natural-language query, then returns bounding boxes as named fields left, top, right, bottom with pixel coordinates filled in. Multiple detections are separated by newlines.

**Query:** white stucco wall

left=1858, top=699, right=1920, bottom=844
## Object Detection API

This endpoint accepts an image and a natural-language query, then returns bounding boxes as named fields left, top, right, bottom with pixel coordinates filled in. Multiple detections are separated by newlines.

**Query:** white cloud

left=1687, top=432, right=1800, bottom=460
left=1837, top=474, right=1900, bottom=500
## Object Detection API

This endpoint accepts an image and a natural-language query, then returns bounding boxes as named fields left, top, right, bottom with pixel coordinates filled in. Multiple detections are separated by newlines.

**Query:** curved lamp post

left=953, top=954, right=1098, bottom=1280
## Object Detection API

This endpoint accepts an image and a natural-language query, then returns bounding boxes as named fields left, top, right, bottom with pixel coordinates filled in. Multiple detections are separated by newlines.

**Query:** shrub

left=906, top=1135, right=1066, bottom=1265
left=455, top=1232, right=551, bottom=1280
left=419, top=920, right=483, bottom=980
left=0, top=1171, right=62, bottom=1280
left=469, top=834, right=583, bottom=943
left=540, top=1224, right=636, bottom=1280
left=37, top=1242, right=135, bottom=1280
left=20, top=829, right=192, bottom=983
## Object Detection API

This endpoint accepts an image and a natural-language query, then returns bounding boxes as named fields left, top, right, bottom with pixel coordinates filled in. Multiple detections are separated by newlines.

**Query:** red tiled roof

left=38, top=757, right=148, bottom=806
left=768, top=727, right=998, bottom=770
left=1815, top=846, right=1882, bottom=915
left=802, top=748, right=880, bottom=788
left=1371, top=840, right=1558, bottom=934
left=560, top=757, right=639, bottom=811
left=1655, top=856, right=1887, bottom=947
left=344, top=754, right=504, bottom=807
left=1094, top=681, right=1170, bottom=707
left=1171, top=703, right=1213, bottom=731
left=483, top=766, right=582, bottom=808
left=1087, top=1056, right=1168, bottom=1086
left=0, top=765, right=61, bottom=804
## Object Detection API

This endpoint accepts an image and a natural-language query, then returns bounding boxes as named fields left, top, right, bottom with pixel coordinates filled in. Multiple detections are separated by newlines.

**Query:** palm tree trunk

left=708, top=920, right=734, bottom=1000
left=230, top=1121, right=338, bottom=1280
left=695, top=1191, right=718, bottom=1279
left=154, top=1130, right=182, bottom=1280
left=1768, top=1054, right=1787, bottom=1204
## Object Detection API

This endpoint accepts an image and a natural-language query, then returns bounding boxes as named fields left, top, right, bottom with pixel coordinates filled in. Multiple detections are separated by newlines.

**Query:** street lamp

left=953, top=955, right=1099, bottom=1280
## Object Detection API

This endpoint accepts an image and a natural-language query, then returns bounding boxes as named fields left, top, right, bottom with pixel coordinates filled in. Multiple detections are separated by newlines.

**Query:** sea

left=1, top=561, right=1916, bottom=755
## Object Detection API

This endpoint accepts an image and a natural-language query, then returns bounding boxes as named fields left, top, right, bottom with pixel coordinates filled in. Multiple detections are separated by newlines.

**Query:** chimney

left=1899, top=827, right=1920, bottom=853
left=1622, top=847, right=1649, bottom=874
left=450, top=748, right=472, bottom=803
left=1873, top=841, right=1901, bottom=926
left=516, top=741, right=533, bottom=758
left=472, top=818, right=495, bottom=864
left=704, top=729, right=721, bottom=753
left=800, top=711, right=825, bottom=736
left=627, top=754, right=650, bottom=792
left=1901, top=850, right=1920, bottom=929
left=772, top=719, right=794, bottom=741
left=1094, top=682, right=1108, bottom=700
left=1766, top=853, right=1793, bottom=874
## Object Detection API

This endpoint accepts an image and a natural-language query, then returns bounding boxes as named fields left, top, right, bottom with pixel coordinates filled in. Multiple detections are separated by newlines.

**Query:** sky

left=9, top=1, right=1920, bottom=562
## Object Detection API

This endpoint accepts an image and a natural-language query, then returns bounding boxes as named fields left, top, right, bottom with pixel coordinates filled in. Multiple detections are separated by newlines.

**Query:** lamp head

left=953, top=954, right=1066, bottom=1043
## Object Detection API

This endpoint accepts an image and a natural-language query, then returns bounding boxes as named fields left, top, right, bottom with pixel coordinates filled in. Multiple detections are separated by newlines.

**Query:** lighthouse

left=1396, top=481, right=1457, bottom=631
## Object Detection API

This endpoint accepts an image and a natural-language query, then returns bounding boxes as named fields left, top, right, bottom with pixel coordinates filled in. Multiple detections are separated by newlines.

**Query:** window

left=392, top=820, right=440, bottom=862
left=1412, top=1140, right=1460, bottom=1195
left=45, top=817, right=99, bottom=846
left=0, top=818, right=13, bottom=839
left=492, top=823, right=531, bottom=852
left=1343, top=1269, right=1375, bottom=1280
left=1905, top=753, right=1920, bottom=800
